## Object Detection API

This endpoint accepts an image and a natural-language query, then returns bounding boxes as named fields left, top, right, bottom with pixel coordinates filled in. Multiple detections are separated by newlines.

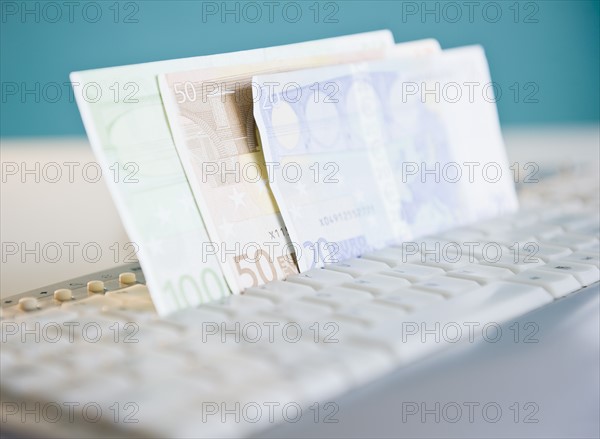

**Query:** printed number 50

left=234, top=250, right=277, bottom=288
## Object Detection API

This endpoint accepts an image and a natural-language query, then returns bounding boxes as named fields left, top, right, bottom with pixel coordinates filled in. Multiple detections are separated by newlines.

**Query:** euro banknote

left=158, top=39, right=440, bottom=293
left=253, top=46, right=518, bottom=272
left=70, top=30, right=394, bottom=315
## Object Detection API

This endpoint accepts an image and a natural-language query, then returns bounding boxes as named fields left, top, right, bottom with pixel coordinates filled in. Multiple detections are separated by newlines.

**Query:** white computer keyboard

left=1, top=170, right=599, bottom=439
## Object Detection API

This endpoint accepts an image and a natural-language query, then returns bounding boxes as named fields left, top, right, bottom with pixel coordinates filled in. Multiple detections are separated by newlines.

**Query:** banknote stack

left=71, top=30, right=517, bottom=315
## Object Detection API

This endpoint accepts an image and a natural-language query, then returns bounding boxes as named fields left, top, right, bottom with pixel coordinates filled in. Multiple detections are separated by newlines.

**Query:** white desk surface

left=1, top=126, right=599, bottom=298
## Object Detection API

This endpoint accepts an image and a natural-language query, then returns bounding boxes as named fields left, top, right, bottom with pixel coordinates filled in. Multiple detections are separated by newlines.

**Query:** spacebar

left=350, top=281, right=553, bottom=365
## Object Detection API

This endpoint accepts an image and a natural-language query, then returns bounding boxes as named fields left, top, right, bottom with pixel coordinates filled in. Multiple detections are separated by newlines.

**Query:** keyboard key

left=244, top=281, right=314, bottom=303
left=333, top=302, right=408, bottom=326
left=301, top=286, right=374, bottom=310
left=412, top=275, right=480, bottom=298
left=203, top=294, right=274, bottom=317
left=561, top=251, right=600, bottom=269
left=544, top=233, right=599, bottom=251
left=287, top=268, right=353, bottom=289
left=507, top=212, right=540, bottom=228
left=489, top=230, right=537, bottom=246
left=436, top=227, right=487, bottom=241
left=447, top=263, right=512, bottom=284
left=515, top=224, right=564, bottom=240
left=379, top=263, right=445, bottom=282
left=572, top=224, right=600, bottom=238
left=479, top=254, right=546, bottom=273
left=324, top=258, right=391, bottom=277
left=471, top=216, right=515, bottom=234
left=262, top=280, right=316, bottom=294
left=408, top=252, right=473, bottom=271
left=263, top=300, right=332, bottom=324
left=510, top=242, right=572, bottom=263
left=510, top=269, right=582, bottom=298
left=410, top=238, right=484, bottom=261
left=166, top=304, right=244, bottom=331
left=537, top=261, right=600, bottom=286
left=361, top=247, right=412, bottom=266
left=375, top=289, right=444, bottom=312
left=342, top=274, right=410, bottom=295
left=544, top=212, right=600, bottom=232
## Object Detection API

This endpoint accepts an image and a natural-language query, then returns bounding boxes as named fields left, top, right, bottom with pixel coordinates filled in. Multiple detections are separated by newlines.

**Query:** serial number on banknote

left=318, top=205, right=377, bottom=227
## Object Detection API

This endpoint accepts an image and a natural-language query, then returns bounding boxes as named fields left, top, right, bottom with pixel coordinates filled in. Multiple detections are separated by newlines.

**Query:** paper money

left=70, top=30, right=394, bottom=314
left=253, top=46, right=518, bottom=272
left=158, top=39, right=439, bottom=292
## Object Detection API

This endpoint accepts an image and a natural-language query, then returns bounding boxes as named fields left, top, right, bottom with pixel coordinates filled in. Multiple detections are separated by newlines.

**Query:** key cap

left=539, top=199, right=586, bottom=216
left=342, top=274, right=410, bottom=295
left=413, top=276, right=480, bottom=298
left=203, top=294, right=273, bottom=317
left=544, top=233, right=599, bottom=251
left=375, top=289, right=444, bottom=312
left=263, top=300, right=332, bottom=325
left=287, top=268, right=353, bottom=289
left=537, top=261, right=600, bottom=286
left=447, top=263, right=512, bottom=284
left=409, top=238, right=484, bottom=262
left=238, top=336, right=322, bottom=368
left=489, top=230, right=537, bottom=246
left=434, top=241, right=486, bottom=262
left=18, top=297, right=38, bottom=311
left=515, top=224, right=564, bottom=240
left=244, top=280, right=314, bottom=303
left=507, top=212, right=540, bottom=228
left=166, top=306, right=237, bottom=328
left=471, top=216, right=515, bottom=234
left=408, top=252, right=473, bottom=271
left=301, top=286, right=374, bottom=310
left=436, top=227, right=487, bottom=241
left=379, top=263, right=445, bottom=282
left=572, top=224, right=600, bottom=238
left=324, top=258, right=391, bottom=277
left=362, top=247, right=413, bottom=267
left=544, top=212, right=600, bottom=232
left=165, top=333, right=237, bottom=361
left=515, top=242, right=573, bottom=262
left=334, top=302, right=408, bottom=326
left=561, top=251, right=600, bottom=269
left=478, top=254, right=546, bottom=273
left=510, top=269, right=582, bottom=298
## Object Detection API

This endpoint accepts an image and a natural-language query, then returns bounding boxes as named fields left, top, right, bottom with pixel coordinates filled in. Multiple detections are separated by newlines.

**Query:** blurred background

left=1, top=0, right=599, bottom=134
left=1, top=0, right=599, bottom=296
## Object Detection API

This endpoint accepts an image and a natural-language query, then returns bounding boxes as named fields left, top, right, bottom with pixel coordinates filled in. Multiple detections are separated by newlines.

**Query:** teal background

left=1, top=0, right=599, bottom=136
